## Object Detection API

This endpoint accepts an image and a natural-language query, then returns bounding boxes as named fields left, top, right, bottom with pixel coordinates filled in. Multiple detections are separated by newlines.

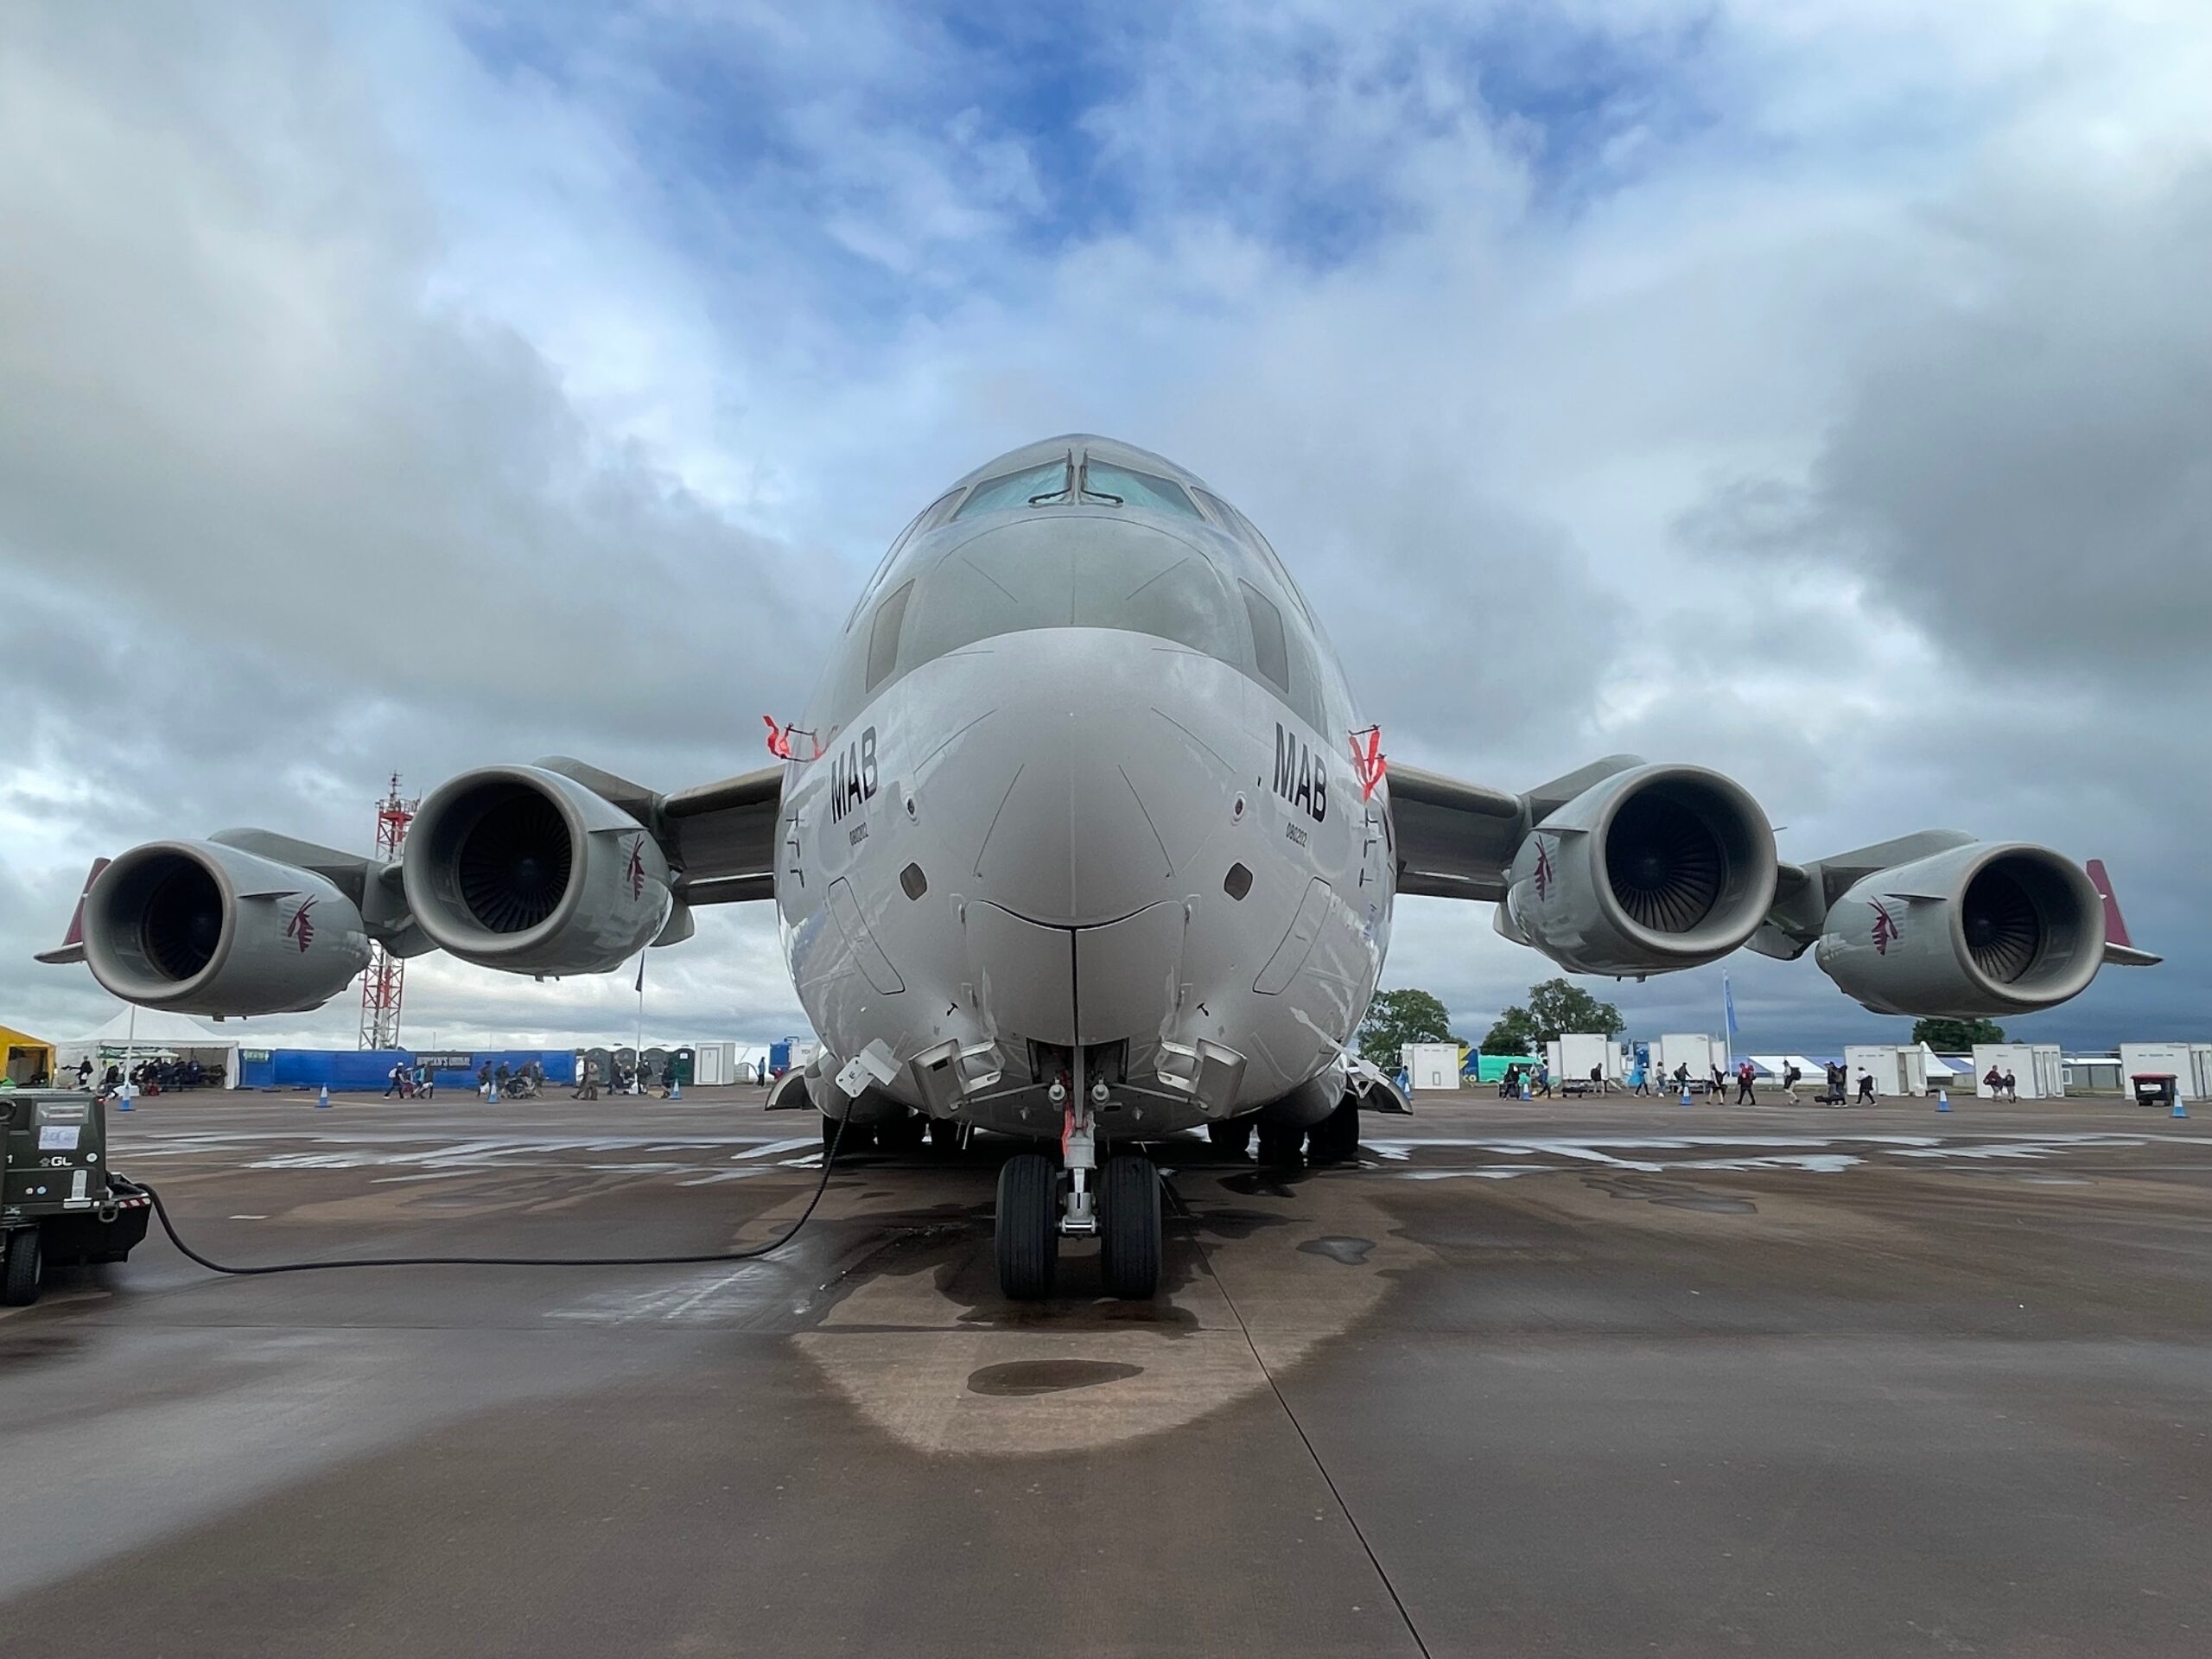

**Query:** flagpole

left=633, top=950, right=646, bottom=1096
left=1721, top=971, right=1734, bottom=1075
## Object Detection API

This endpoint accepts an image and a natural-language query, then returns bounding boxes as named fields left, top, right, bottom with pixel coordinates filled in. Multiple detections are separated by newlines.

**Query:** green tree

left=1910, top=1016, right=2006, bottom=1049
left=1481, top=976, right=1625, bottom=1055
left=1357, top=988, right=1459, bottom=1066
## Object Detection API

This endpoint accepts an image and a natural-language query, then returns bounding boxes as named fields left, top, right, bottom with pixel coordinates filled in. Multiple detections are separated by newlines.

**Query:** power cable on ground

left=131, top=1113, right=849, bottom=1276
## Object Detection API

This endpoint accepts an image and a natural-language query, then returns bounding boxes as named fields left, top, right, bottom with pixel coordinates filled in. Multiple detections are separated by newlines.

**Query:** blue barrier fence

left=238, top=1048, right=579, bottom=1092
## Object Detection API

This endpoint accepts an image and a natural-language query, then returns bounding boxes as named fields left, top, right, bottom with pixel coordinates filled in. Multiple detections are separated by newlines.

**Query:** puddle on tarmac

left=966, top=1359, right=1145, bottom=1397
left=1298, top=1236, right=1376, bottom=1266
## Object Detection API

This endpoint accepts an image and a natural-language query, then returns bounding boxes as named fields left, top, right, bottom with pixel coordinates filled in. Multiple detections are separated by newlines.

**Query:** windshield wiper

left=1075, top=459, right=1122, bottom=505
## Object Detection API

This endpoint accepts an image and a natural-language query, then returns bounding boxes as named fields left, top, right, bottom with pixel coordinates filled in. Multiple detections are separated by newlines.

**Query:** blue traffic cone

left=316, top=1084, right=331, bottom=1109
left=115, top=1090, right=132, bottom=1112
left=1936, top=1089, right=1950, bottom=1113
left=1680, top=1084, right=1692, bottom=1107
left=2174, top=1096, right=2189, bottom=1119
left=669, top=1077, right=681, bottom=1101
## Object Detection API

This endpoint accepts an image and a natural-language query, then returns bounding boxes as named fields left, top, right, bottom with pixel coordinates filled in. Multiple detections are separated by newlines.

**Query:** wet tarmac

left=3, top=1085, right=2208, bottom=1656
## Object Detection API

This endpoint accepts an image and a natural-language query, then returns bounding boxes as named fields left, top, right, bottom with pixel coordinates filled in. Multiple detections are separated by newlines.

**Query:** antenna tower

left=358, top=773, right=417, bottom=1050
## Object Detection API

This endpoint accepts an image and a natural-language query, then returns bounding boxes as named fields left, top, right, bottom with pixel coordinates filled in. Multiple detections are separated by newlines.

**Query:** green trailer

left=2, top=1090, right=152, bottom=1306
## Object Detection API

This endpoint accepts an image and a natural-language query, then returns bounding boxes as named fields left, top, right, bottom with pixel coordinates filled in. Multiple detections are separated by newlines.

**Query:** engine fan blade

left=1608, top=793, right=1724, bottom=934
left=457, top=794, right=573, bottom=933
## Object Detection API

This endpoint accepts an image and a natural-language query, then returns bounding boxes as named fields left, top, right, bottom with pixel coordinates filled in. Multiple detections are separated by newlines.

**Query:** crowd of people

left=74, top=1055, right=215, bottom=1098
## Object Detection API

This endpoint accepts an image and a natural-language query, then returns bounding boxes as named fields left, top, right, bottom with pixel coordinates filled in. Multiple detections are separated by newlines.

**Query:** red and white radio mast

left=358, top=774, right=417, bottom=1050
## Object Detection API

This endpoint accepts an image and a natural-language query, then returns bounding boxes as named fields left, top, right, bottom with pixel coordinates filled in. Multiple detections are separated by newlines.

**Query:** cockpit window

left=1079, top=460, right=1200, bottom=518
left=952, top=457, right=1072, bottom=519
left=1240, top=580, right=1290, bottom=696
left=866, top=581, right=912, bottom=691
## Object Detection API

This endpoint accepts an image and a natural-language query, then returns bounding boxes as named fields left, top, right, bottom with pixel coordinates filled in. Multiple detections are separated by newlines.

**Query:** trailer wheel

left=2, top=1230, right=42, bottom=1307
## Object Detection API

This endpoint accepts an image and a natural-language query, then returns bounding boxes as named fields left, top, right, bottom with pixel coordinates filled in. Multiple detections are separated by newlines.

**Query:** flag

left=1723, top=974, right=1739, bottom=1036
left=635, top=952, right=646, bottom=994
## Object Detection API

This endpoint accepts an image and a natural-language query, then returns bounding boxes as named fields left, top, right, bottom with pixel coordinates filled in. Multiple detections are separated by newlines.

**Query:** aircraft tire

left=1256, top=1121, right=1305, bottom=1167
left=1307, top=1097, right=1362, bottom=1164
left=1099, top=1154, right=1162, bottom=1300
left=1205, top=1118, right=1254, bottom=1157
left=2, top=1229, right=41, bottom=1307
left=995, top=1153, right=1058, bottom=1301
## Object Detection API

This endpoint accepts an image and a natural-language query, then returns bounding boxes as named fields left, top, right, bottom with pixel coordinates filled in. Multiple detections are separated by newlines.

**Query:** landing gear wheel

left=926, top=1116, right=967, bottom=1157
left=1099, top=1154, right=1162, bottom=1300
left=1307, top=1097, right=1362, bottom=1164
left=821, top=1113, right=873, bottom=1155
left=1256, top=1121, right=1306, bottom=1168
left=995, top=1153, right=1058, bottom=1301
left=3, top=1229, right=41, bottom=1307
left=1206, top=1118, right=1254, bottom=1158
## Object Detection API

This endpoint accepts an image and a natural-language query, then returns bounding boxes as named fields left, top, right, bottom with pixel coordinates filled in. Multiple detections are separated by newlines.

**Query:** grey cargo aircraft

left=43, top=435, right=2158, bottom=1300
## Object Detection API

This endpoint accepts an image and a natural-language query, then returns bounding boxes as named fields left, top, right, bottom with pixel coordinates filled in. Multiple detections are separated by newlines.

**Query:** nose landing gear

left=992, top=1072, right=1162, bottom=1302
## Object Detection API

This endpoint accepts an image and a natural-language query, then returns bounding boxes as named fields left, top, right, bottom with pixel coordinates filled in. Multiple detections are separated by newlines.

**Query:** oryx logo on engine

left=1273, top=724, right=1326, bottom=823
left=1870, top=899, right=1901, bottom=955
left=625, top=836, right=646, bottom=902
left=1533, top=837, right=1556, bottom=901
left=284, top=898, right=316, bottom=952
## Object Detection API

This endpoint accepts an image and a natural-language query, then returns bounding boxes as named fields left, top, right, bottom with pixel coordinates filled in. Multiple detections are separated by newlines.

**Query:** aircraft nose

left=951, top=628, right=1234, bottom=927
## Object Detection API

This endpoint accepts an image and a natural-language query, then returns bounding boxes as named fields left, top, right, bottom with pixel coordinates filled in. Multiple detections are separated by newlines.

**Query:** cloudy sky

left=2, top=1, right=2205, bottom=1056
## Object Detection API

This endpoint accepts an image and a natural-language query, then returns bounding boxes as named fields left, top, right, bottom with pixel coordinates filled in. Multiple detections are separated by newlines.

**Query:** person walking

left=477, top=1062, right=493, bottom=1098
left=1782, top=1063, right=1802, bottom=1103
left=415, top=1062, right=434, bottom=1100
left=1735, top=1062, right=1757, bottom=1105
left=2001, top=1067, right=2018, bottom=1101
left=385, top=1060, right=407, bottom=1098
left=1856, top=1070, right=1877, bottom=1104
left=1629, top=1059, right=1649, bottom=1096
left=75, top=1057, right=93, bottom=1089
left=1710, top=1062, right=1728, bottom=1098
left=1532, top=1061, right=1554, bottom=1099
left=576, top=1057, right=600, bottom=1102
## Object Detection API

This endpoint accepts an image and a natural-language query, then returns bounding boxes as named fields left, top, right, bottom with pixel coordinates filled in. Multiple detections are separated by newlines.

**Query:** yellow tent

left=0, top=1025, right=55, bottom=1087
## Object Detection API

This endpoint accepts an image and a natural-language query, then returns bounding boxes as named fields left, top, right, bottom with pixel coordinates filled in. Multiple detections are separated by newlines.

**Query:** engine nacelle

left=1815, top=842, right=2101, bottom=1017
left=1501, top=765, right=1778, bottom=976
left=83, top=841, right=372, bottom=1015
left=402, top=766, right=672, bottom=974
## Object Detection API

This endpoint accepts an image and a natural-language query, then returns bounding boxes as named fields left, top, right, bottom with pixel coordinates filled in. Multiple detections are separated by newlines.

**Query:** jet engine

left=82, top=841, right=372, bottom=1015
left=1500, top=765, right=1778, bottom=976
left=1814, top=842, right=2101, bottom=1017
left=402, top=765, right=672, bottom=975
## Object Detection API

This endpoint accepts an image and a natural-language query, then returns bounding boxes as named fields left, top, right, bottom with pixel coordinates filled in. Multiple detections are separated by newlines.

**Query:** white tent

left=55, top=1006, right=241, bottom=1089
left=1919, top=1045, right=1967, bottom=1079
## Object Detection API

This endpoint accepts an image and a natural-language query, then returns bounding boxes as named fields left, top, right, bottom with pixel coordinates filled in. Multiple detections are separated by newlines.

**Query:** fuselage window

left=952, top=457, right=1073, bottom=519
left=1241, top=580, right=1291, bottom=698
left=1080, top=460, right=1201, bottom=518
left=845, top=487, right=963, bottom=632
left=867, top=580, right=913, bottom=692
